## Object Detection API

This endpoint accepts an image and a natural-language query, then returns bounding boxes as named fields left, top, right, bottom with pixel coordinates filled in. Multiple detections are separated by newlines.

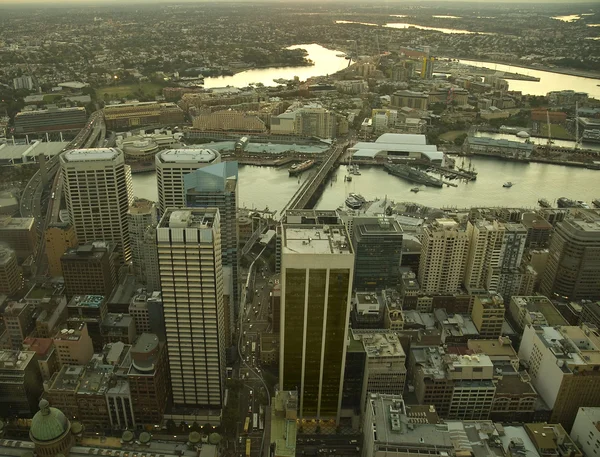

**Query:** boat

left=557, top=197, right=576, bottom=208
left=345, top=193, right=365, bottom=209
left=592, top=199, right=600, bottom=208
left=288, top=160, right=316, bottom=176
left=383, top=163, right=444, bottom=188
left=503, top=182, right=513, bottom=188
left=516, top=131, right=531, bottom=138
left=576, top=200, right=590, bottom=209
left=538, top=198, right=551, bottom=208
left=411, top=187, right=420, bottom=193
left=344, top=175, right=352, bottom=182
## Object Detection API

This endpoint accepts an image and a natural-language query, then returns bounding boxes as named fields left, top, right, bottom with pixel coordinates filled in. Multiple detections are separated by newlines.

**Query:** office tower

left=470, top=294, right=505, bottom=338
left=279, top=220, right=354, bottom=423
left=45, top=222, right=78, bottom=277
left=420, top=56, right=435, bottom=79
left=0, top=246, right=23, bottom=295
left=155, top=148, right=221, bottom=214
left=128, top=333, right=169, bottom=425
left=0, top=216, right=37, bottom=262
left=519, top=323, right=600, bottom=430
left=128, top=198, right=159, bottom=288
left=541, top=210, right=600, bottom=300
left=418, top=219, right=468, bottom=295
left=0, top=350, right=44, bottom=417
left=157, top=209, right=225, bottom=410
left=61, top=242, right=118, bottom=299
left=61, top=148, right=133, bottom=263
left=351, top=217, right=403, bottom=291
left=3, top=301, right=35, bottom=349
left=185, top=161, right=240, bottom=325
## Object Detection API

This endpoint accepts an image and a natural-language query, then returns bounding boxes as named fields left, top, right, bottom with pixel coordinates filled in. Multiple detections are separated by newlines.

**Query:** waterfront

left=202, top=44, right=349, bottom=89
left=473, top=132, right=600, bottom=153
left=131, top=157, right=600, bottom=214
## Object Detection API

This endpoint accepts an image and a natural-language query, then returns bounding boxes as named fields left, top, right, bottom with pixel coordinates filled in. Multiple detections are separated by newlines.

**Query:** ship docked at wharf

left=384, top=163, right=444, bottom=188
left=288, top=159, right=316, bottom=176
left=345, top=193, right=366, bottom=209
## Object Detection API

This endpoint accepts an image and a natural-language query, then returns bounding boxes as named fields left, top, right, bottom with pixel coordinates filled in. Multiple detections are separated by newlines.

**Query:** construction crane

left=546, top=110, right=553, bottom=148
left=574, top=101, right=581, bottom=149
left=347, top=40, right=359, bottom=68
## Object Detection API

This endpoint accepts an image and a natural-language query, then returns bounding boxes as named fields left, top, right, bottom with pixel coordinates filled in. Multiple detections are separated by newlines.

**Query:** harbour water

left=131, top=157, right=600, bottom=214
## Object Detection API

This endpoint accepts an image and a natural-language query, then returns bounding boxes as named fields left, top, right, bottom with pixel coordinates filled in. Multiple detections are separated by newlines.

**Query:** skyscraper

left=351, top=216, right=402, bottom=291
left=155, top=148, right=221, bottom=214
left=157, top=209, right=226, bottom=411
left=128, top=198, right=159, bottom=290
left=418, top=219, right=468, bottom=295
left=280, top=219, right=354, bottom=423
left=185, top=162, right=239, bottom=330
left=541, top=210, right=600, bottom=300
left=60, top=148, right=133, bottom=262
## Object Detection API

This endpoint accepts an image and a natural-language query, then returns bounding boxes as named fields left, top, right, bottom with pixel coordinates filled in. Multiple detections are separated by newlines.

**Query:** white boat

left=411, top=187, right=420, bottom=193
left=503, top=182, right=513, bottom=188
left=516, top=131, right=530, bottom=138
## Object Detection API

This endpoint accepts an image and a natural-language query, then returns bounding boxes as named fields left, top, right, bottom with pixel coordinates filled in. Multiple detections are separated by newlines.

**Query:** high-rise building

left=155, top=148, right=221, bottom=214
left=420, top=56, right=435, bottom=79
left=418, top=219, right=468, bottom=295
left=541, top=210, right=600, bottom=300
left=3, top=301, right=35, bottom=350
left=157, top=209, right=226, bottom=410
left=128, top=198, right=159, bottom=288
left=519, top=323, right=600, bottom=430
left=0, top=247, right=23, bottom=295
left=470, top=294, right=505, bottom=338
left=0, top=350, right=44, bottom=417
left=0, top=216, right=37, bottom=263
left=185, top=161, right=240, bottom=328
left=61, top=148, right=133, bottom=263
left=279, top=219, right=354, bottom=423
left=45, top=222, right=78, bottom=277
left=128, top=333, right=170, bottom=425
left=351, top=217, right=403, bottom=291
left=61, top=242, right=118, bottom=299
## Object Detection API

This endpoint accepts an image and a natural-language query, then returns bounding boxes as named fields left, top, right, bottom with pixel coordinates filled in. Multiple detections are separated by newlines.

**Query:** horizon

left=0, top=0, right=599, bottom=5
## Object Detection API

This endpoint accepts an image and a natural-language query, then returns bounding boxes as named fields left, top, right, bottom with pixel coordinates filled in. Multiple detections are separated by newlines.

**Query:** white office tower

left=61, top=148, right=133, bottom=263
left=157, top=209, right=225, bottom=413
left=128, top=198, right=159, bottom=291
left=279, top=218, right=354, bottom=423
left=155, top=148, right=221, bottom=214
left=418, top=219, right=469, bottom=294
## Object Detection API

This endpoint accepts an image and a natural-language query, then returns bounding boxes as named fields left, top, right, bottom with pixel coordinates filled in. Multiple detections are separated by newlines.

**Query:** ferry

left=289, top=160, right=316, bottom=177
left=503, top=182, right=513, bottom=188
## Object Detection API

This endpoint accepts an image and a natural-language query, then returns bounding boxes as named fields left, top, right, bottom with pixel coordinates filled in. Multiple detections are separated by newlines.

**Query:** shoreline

left=445, top=57, right=600, bottom=81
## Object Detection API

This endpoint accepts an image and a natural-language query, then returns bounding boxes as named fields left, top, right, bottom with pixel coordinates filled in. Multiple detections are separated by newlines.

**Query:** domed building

left=29, top=399, right=74, bottom=457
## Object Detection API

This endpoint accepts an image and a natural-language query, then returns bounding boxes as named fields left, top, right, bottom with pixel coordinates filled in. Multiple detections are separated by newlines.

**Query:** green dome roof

left=30, top=399, right=69, bottom=442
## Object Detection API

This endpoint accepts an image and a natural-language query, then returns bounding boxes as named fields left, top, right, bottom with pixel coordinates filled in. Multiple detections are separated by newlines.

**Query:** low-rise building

left=508, top=295, right=569, bottom=333
left=102, top=313, right=136, bottom=345
left=463, top=136, right=534, bottom=159
left=52, top=321, right=94, bottom=367
left=0, top=350, right=43, bottom=417
left=259, top=332, right=279, bottom=366
left=3, top=300, right=35, bottom=349
left=22, top=337, right=59, bottom=381
left=471, top=294, right=505, bottom=338
left=270, top=390, right=297, bottom=457
left=525, top=422, right=582, bottom=457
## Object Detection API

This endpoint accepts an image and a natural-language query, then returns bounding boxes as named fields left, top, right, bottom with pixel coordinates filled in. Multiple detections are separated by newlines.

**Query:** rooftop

left=0, top=246, right=16, bottom=265
left=535, top=324, right=600, bottom=367
left=495, top=371, right=537, bottom=396
left=467, top=136, right=535, bottom=151
left=367, top=394, right=451, bottom=449
left=511, top=296, right=569, bottom=328
left=0, top=216, right=35, bottom=230
left=159, top=209, right=218, bottom=229
left=62, top=148, right=121, bottom=163
left=351, top=330, right=405, bottom=359
left=353, top=216, right=403, bottom=236
left=271, top=391, right=297, bottom=457
left=0, top=350, right=35, bottom=371
left=128, top=198, right=156, bottom=215
left=525, top=423, right=581, bottom=454
left=53, top=321, right=86, bottom=341
left=68, top=295, right=104, bottom=309
left=282, top=224, right=352, bottom=255
left=467, top=337, right=517, bottom=358
left=156, top=148, right=219, bottom=164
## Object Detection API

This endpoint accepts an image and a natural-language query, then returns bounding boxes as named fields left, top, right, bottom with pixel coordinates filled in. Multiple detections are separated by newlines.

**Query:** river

left=202, top=44, right=350, bottom=89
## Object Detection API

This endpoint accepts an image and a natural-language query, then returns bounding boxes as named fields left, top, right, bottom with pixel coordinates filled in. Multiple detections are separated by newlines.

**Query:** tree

left=454, top=133, right=468, bottom=146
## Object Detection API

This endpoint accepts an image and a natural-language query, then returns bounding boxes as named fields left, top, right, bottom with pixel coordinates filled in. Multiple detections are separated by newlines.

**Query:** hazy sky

left=0, top=0, right=595, bottom=4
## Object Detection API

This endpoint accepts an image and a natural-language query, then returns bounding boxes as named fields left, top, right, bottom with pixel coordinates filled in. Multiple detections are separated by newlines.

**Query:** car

left=249, top=324, right=253, bottom=329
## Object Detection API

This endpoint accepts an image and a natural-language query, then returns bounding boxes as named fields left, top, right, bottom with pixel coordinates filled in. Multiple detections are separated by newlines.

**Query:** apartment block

left=45, top=222, right=78, bottom=277
left=155, top=148, right=221, bottom=214
left=280, top=219, right=354, bottom=423
left=519, top=324, right=600, bottom=429
left=418, top=219, right=468, bottom=295
left=410, top=347, right=496, bottom=420
left=61, top=148, right=133, bottom=263
left=52, top=321, right=94, bottom=367
left=522, top=212, right=553, bottom=249
left=362, top=394, right=452, bottom=457
left=128, top=198, right=158, bottom=289
left=509, top=295, right=569, bottom=333
left=61, top=242, right=118, bottom=299
left=157, top=209, right=226, bottom=411
left=541, top=210, right=600, bottom=300
left=391, top=90, right=429, bottom=110
left=471, top=294, right=505, bottom=338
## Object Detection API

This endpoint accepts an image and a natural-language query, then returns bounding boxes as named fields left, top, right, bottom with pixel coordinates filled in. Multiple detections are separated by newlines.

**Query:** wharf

left=384, top=163, right=444, bottom=188
left=419, top=163, right=477, bottom=181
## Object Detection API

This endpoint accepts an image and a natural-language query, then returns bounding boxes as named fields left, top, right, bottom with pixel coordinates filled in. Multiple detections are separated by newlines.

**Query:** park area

left=95, top=82, right=163, bottom=101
